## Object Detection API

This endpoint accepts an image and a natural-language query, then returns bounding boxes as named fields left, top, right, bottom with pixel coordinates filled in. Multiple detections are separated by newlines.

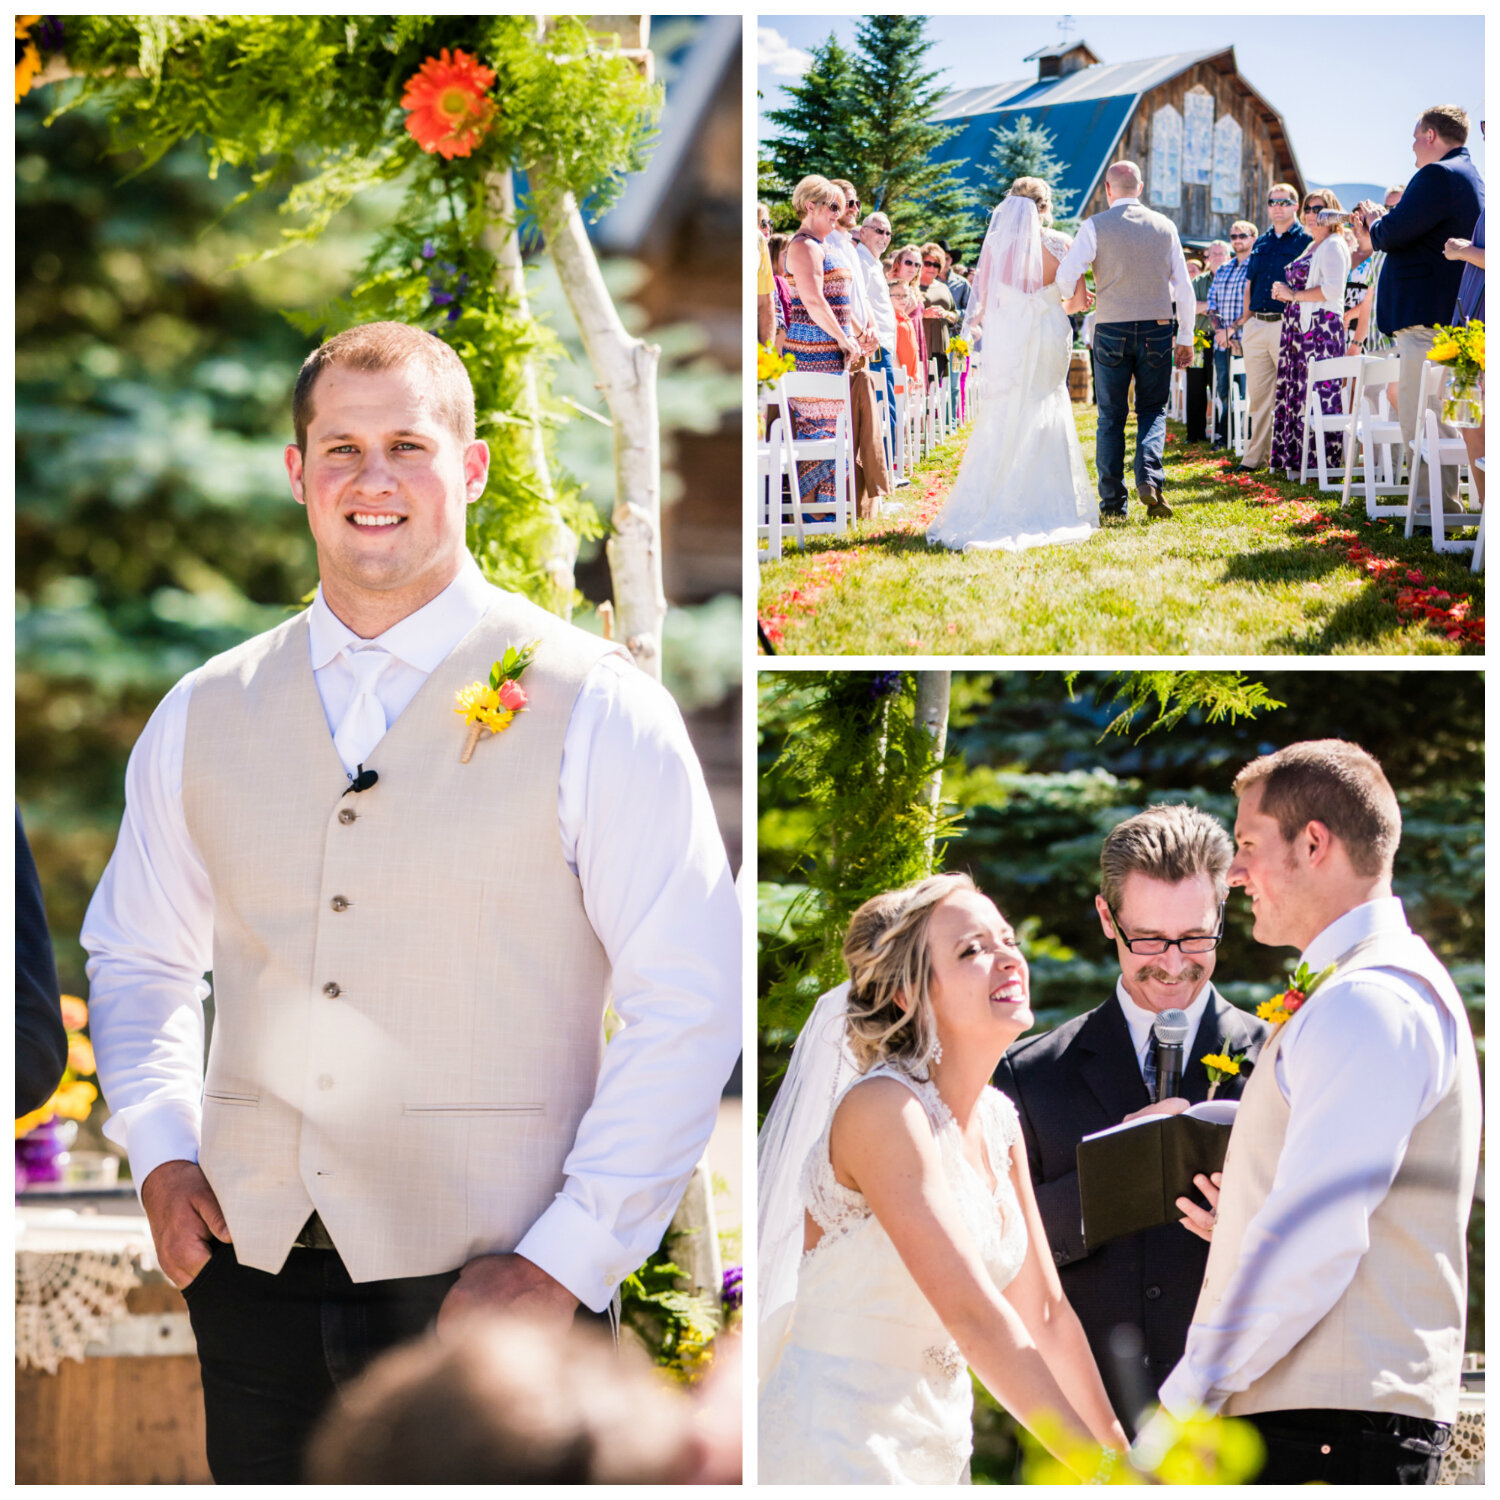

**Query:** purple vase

left=15, top=1118, right=74, bottom=1189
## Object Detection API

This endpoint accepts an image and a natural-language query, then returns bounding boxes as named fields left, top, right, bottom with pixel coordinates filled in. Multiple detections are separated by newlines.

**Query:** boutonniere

left=454, top=639, right=539, bottom=763
left=1255, top=959, right=1338, bottom=1030
left=1200, top=1048, right=1249, bottom=1100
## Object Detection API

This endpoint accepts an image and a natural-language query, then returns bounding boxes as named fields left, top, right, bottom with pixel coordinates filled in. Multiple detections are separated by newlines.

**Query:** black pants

left=1244, top=1408, right=1449, bottom=1485
left=1185, top=361, right=1210, bottom=442
left=181, top=1239, right=460, bottom=1483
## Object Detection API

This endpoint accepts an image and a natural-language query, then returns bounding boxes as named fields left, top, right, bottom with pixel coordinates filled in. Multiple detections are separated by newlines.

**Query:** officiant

left=80, top=322, right=742, bottom=1483
left=994, top=805, right=1268, bottom=1433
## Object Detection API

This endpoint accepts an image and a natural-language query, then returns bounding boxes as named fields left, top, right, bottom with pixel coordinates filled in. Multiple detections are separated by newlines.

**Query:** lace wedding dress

left=927, top=204, right=1096, bottom=553
left=759, top=1066, right=1029, bottom=1484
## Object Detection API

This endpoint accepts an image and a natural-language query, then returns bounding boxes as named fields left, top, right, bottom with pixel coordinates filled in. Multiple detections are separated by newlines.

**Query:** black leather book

left=1076, top=1101, right=1239, bottom=1251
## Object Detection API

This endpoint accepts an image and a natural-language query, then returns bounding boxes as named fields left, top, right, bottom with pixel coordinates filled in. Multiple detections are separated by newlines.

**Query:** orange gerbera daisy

left=401, top=47, right=498, bottom=160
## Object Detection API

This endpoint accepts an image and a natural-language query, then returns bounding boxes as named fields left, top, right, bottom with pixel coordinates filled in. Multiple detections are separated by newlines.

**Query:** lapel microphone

left=345, top=765, right=379, bottom=795
left=1151, top=1009, right=1190, bottom=1102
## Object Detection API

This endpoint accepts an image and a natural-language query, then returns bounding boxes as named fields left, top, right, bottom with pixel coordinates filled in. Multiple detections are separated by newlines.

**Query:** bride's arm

left=832, top=1081, right=1126, bottom=1481
left=1000, top=1132, right=1132, bottom=1452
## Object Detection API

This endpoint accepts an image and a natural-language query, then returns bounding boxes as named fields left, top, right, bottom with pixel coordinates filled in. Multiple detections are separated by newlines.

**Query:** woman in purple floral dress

left=1269, top=194, right=1351, bottom=474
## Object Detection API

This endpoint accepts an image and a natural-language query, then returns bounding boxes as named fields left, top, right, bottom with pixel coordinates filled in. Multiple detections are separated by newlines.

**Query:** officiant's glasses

left=1105, top=901, right=1225, bottom=955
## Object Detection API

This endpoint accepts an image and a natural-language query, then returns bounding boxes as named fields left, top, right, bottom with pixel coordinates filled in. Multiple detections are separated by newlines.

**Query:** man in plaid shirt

left=1205, top=221, right=1256, bottom=449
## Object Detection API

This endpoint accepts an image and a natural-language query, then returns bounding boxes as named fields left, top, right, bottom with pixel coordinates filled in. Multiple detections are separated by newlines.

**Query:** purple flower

left=721, top=1265, right=743, bottom=1312
left=429, top=287, right=455, bottom=306
left=421, top=239, right=436, bottom=259
left=867, top=671, right=902, bottom=700
left=446, top=306, right=461, bottom=323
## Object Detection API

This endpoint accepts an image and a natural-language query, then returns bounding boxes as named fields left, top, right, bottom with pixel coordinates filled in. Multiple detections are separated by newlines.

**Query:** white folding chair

left=1472, top=457, right=1485, bottom=573
left=1298, top=354, right=1363, bottom=491
left=1168, top=366, right=1187, bottom=422
left=775, top=371, right=854, bottom=538
left=1228, top=356, right=1249, bottom=455
left=1403, top=361, right=1476, bottom=555
left=890, top=366, right=916, bottom=483
left=926, top=357, right=949, bottom=449
left=1340, top=355, right=1406, bottom=517
left=869, top=366, right=896, bottom=509
left=756, top=415, right=796, bottom=560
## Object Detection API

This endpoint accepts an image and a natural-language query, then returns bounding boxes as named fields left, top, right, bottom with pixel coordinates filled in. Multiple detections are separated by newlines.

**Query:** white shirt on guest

left=1054, top=198, right=1197, bottom=347
left=1114, top=977, right=1216, bottom=1086
left=854, top=241, right=898, bottom=353
left=826, top=227, right=871, bottom=330
left=1299, top=234, right=1351, bottom=332
left=81, top=553, right=742, bottom=1313
left=1158, top=896, right=1457, bottom=1419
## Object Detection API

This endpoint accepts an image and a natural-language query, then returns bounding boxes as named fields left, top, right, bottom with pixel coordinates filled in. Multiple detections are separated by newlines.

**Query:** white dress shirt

left=826, top=227, right=871, bottom=331
left=81, top=554, right=742, bottom=1310
left=1054, top=199, right=1197, bottom=347
left=1158, top=897, right=1457, bottom=1418
left=855, top=241, right=898, bottom=353
left=1114, top=977, right=1216, bottom=1086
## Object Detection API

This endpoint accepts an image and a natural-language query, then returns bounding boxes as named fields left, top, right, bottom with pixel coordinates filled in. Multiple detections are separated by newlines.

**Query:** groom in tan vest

left=1143, top=740, right=1479, bottom=1483
left=82, top=323, right=741, bottom=1482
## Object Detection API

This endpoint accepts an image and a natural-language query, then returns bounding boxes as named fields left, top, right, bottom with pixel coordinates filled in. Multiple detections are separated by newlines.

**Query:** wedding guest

left=1269, top=189, right=1350, bottom=474
left=83, top=322, right=741, bottom=1483
left=995, top=806, right=1268, bottom=1436
left=16, top=807, right=68, bottom=1118
left=1445, top=124, right=1485, bottom=506
left=1238, top=184, right=1311, bottom=471
left=1147, top=741, right=1481, bottom=1484
left=783, top=176, right=860, bottom=515
left=826, top=180, right=880, bottom=362
left=947, top=255, right=972, bottom=317
left=887, top=245, right=926, bottom=380
left=1206, top=222, right=1255, bottom=448
left=755, top=215, right=774, bottom=345
left=1384, top=184, right=1405, bottom=209
left=305, top=1317, right=703, bottom=1483
left=919, top=242, right=960, bottom=415
left=1187, top=243, right=1228, bottom=442
left=767, top=232, right=792, bottom=340
left=857, top=211, right=901, bottom=462
left=1343, top=235, right=1377, bottom=353
left=1352, top=106, right=1484, bottom=514
left=756, top=201, right=772, bottom=239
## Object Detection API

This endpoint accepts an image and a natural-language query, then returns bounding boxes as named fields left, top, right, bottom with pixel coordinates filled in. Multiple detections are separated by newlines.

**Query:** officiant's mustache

left=1135, top=959, right=1208, bottom=986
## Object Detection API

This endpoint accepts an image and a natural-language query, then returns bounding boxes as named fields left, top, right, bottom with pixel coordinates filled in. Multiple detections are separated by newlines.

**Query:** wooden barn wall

left=1078, top=60, right=1303, bottom=242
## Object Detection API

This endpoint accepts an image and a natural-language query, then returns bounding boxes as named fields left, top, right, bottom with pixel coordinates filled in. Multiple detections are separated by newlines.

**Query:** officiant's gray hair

left=1099, top=804, right=1234, bottom=911
left=1233, top=740, right=1401, bottom=878
left=843, top=873, right=978, bottom=1071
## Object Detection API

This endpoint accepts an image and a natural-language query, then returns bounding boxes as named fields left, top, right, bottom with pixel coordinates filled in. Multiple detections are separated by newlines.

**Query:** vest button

left=1320, top=1445, right=1331, bottom=1456
left=323, top=982, right=341, bottom=997
left=338, top=808, right=356, bottom=825
left=317, top=1074, right=334, bottom=1091
left=1145, top=1284, right=1162, bottom=1301
left=330, top=896, right=349, bottom=912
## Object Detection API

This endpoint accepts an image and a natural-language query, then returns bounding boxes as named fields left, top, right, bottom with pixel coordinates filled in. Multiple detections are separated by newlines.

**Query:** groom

left=1056, top=162, right=1196, bottom=521
left=1146, top=740, right=1480, bottom=1484
left=82, top=322, right=742, bottom=1483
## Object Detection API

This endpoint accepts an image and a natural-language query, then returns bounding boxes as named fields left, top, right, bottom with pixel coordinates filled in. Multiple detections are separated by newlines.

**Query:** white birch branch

left=914, top=672, right=951, bottom=866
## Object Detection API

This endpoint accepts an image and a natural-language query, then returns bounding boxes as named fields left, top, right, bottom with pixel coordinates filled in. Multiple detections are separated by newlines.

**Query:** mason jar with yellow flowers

left=1426, top=320, right=1485, bottom=428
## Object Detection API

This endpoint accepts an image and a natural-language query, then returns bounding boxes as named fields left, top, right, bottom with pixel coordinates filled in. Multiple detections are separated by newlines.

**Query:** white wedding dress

left=928, top=203, right=1096, bottom=553
left=759, top=1066, right=1029, bottom=1484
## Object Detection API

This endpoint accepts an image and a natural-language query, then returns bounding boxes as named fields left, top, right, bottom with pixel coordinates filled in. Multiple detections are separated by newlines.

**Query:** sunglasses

left=922, top=258, right=943, bottom=268
left=1303, top=204, right=1326, bottom=214
left=1267, top=198, right=1295, bottom=207
left=870, top=226, right=892, bottom=236
left=1229, top=233, right=1252, bottom=240
left=898, top=257, right=920, bottom=267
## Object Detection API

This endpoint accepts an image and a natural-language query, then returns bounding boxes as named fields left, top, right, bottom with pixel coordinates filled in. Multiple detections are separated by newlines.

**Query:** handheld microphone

left=345, top=765, right=379, bottom=795
left=1152, top=1009, right=1190, bottom=1102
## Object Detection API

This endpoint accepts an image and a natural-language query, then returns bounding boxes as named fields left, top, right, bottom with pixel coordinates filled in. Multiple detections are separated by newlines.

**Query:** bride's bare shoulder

left=833, top=1073, right=928, bottom=1133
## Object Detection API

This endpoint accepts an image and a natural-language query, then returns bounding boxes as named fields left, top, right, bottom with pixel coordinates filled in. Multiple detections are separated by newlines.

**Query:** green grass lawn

left=758, top=407, right=1483, bottom=656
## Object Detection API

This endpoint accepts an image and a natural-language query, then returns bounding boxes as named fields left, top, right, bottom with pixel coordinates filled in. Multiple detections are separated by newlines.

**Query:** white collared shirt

left=1113, top=977, right=1215, bottom=1086
left=854, top=241, right=897, bottom=352
left=825, top=227, right=871, bottom=329
left=81, top=554, right=741, bottom=1311
left=1158, top=897, right=1457, bottom=1419
left=1054, top=198, right=1197, bottom=347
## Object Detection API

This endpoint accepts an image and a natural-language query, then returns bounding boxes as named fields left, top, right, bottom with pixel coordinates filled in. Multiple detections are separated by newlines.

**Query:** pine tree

left=981, top=113, right=1077, bottom=220
left=848, top=16, right=976, bottom=247
left=761, top=34, right=865, bottom=220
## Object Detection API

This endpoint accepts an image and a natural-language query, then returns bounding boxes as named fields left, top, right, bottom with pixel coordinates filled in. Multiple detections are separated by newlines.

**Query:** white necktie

left=332, top=647, right=391, bottom=778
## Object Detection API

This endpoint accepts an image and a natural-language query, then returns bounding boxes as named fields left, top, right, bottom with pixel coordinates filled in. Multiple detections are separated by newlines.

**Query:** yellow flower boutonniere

left=455, top=639, right=539, bottom=763
left=1254, top=959, right=1338, bottom=1030
left=1200, top=1049, right=1247, bottom=1100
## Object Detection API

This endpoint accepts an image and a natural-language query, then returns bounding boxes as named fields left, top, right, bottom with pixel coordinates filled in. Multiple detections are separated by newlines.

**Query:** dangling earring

left=929, top=1035, right=944, bottom=1066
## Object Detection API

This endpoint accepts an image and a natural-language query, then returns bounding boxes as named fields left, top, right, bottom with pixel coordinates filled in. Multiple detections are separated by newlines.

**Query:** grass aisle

left=758, top=407, right=1483, bottom=656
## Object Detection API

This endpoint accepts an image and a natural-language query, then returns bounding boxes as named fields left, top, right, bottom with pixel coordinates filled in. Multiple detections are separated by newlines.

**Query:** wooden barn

left=930, top=41, right=1306, bottom=245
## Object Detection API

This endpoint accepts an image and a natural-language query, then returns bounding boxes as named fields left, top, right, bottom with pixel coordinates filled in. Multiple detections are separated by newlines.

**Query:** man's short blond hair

left=1231, top=219, right=1258, bottom=239
left=1232, top=739, right=1401, bottom=879
left=1099, top=804, right=1234, bottom=912
left=293, top=322, right=475, bottom=451
left=1419, top=105, right=1469, bottom=145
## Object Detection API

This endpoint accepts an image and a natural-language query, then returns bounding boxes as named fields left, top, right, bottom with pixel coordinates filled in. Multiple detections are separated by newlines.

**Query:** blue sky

left=757, top=16, right=1486, bottom=190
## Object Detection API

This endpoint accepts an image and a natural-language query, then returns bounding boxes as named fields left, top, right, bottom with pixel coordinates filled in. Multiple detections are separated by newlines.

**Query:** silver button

left=323, top=982, right=340, bottom=997
left=330, top=896, right=349, bottom=912
left=317, top=1074, right=333, bottom=1091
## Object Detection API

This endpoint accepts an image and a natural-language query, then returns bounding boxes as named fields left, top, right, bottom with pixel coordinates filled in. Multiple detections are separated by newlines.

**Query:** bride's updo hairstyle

left=1006, top=176, right=1053, bottom=228
left=843, top=873, right=977, bottom=1071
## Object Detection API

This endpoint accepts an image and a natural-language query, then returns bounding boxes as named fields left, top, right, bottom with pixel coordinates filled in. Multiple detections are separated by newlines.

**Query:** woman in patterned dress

left=783, top=176, right=860, bottom=512
left=1269, top=190, right=1351, bottom=474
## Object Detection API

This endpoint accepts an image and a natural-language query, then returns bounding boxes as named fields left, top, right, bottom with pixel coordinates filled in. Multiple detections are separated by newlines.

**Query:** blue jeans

left=869, top=344, right=897, bottom=456
left=1211, top=345, right=1246, bottom=447
left=1093, top=320, right=1175, bottom=510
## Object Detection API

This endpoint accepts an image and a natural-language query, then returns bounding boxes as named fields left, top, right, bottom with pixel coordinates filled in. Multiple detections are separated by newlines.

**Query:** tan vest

left=1092, top=202, right=1180, bottom=326
left=1194, top=928, right=1480, bottom=1420
left=182, top=590, right=618, bottom=1281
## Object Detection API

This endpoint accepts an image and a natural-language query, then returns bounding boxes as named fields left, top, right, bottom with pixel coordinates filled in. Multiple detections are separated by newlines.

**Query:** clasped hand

left=436, top=1252, right=580, bottom=1337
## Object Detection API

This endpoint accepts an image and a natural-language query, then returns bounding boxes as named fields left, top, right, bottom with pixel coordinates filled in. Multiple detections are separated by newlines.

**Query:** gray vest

left=1091, top=202, right=1180, bottom=326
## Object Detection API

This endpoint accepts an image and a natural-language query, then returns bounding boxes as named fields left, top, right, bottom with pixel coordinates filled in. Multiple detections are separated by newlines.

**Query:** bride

left=759, top=874, right=1132, bottom=1484
left=927, top=179, right=1098, bottom=553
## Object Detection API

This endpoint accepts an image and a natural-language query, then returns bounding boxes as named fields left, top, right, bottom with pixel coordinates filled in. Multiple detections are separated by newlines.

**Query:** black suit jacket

left=1370, top=147, right=1485, bottom=336
left=994, top=986, right=1268, bottom=1429
left=16, top=806, right=68, bottom=1117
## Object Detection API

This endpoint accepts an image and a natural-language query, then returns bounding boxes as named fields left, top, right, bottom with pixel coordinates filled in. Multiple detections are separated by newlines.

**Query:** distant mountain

left=1326, top=182, right=1386, bottom=209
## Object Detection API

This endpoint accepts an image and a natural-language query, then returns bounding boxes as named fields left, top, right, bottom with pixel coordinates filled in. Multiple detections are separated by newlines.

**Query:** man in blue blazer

left=1353, top=106, right=1484, bottom=509
left=994, top=806, right=1269, bottom=1434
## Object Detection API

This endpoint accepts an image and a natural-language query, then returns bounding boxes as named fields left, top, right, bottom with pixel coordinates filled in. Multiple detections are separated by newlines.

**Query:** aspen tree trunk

left=531, top=167, right=665, bottom=680
left=480, top=169, right=578, bottom=618
left=914, top=672, right=951, bottom=867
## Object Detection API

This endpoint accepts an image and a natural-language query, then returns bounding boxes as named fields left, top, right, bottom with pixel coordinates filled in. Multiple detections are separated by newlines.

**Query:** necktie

left=1141, top=1041, right=1157, bottom=1098
left=332, top=647, right=391, bottom=778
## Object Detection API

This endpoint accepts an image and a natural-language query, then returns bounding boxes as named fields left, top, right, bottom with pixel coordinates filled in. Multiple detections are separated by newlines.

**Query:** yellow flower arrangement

left=455, top=639, right=538, bottom=762
left=15, top=16, right=42, bottom=105
left=15, top=994, right=98, bottom=1138
left=948, top=335, right=971, bottom=362
left=757, top=342, right=796, bottom=390
left=1427, top=320, right=1485, bottom=425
